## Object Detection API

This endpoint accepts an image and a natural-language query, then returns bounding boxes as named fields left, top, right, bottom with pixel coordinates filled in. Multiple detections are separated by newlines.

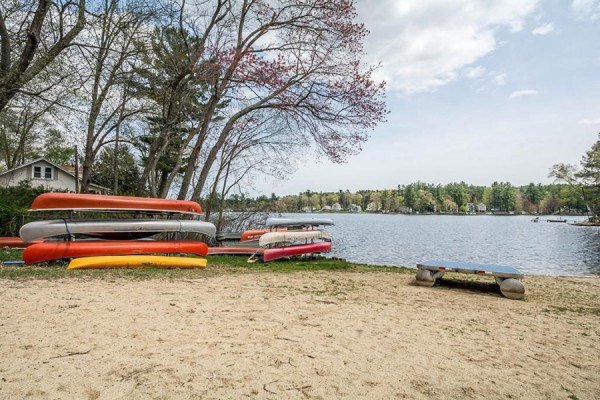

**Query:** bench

left=415, top=260, right=526, bottom=300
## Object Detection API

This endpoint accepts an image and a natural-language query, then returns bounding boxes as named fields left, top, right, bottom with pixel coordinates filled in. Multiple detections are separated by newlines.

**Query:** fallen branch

left=263, top=380, right=279, bottom=395
left=287, top=385, right=312, bottom=391
left=275, top=336, right=300, bottom=342
left=49, top=349, right=91, bottom=359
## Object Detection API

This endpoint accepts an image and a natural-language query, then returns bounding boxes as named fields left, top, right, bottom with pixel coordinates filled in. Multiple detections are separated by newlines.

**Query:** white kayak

left=265, top=217, right=334, bottom=227
left=258, top=230, right=331, bottom=247
left=19, top=219, right=216, bottom=242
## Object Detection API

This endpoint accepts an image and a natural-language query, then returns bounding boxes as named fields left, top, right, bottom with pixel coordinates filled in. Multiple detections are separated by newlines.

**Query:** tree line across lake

left=214, top=182, right=588, bottom=216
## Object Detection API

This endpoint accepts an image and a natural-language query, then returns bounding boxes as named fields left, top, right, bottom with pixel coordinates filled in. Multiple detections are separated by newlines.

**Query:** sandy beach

left=0, top=269, right=599, bottom=399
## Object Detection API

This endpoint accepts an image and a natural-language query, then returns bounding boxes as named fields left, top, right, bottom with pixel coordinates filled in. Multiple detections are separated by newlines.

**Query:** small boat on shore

left=0, top=237, right=40, bottom=248
left=67, top=255, right=207, bottom=270
left=258, top=230, right=331, bottom=247
left=212, top=218, right=334, bottom=262
left=262, top=242, right=332, bottom=262
left=23, top=240, right=209, bottom=264
left=265, top=217, right=334, bottom=228
left=30, top=193, right=203, bottom=215
left=19, top=219, right=216, bottom=242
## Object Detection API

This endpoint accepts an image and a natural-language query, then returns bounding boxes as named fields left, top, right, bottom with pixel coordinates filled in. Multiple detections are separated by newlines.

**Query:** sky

left=255, top=0, right=600, bottom=196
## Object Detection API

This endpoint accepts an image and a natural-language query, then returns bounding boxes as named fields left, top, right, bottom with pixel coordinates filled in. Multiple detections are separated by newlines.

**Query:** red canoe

left=23, top=241, right=209, bottom=264
left=0, top=237, right=40, bottom=248
left=30, top=193, right=202, bottom=215
left=262, top=242, right=331, bottom=262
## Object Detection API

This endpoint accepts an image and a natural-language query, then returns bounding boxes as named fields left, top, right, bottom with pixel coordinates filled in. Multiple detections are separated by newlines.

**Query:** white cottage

left=0, top=158, right=108, bottom=194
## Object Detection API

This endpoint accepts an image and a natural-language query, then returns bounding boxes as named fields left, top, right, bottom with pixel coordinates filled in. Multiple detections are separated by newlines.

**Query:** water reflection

left=284, top=213, right=600, bottom=276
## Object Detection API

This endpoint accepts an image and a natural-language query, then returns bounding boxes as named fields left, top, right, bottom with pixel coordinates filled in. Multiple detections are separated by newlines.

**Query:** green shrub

left=0, top=182, right=47, bottom=236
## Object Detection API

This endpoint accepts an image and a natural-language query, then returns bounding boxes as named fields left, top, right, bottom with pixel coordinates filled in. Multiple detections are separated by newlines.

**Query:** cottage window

left=32, top=165, right=53, bottom=179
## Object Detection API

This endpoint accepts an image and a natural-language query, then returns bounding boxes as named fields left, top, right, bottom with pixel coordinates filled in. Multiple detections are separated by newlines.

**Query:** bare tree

left=173, top=0, right=386, bottom=201
left=74, top=0, right=159, bottom=192
left=0, top=0, right=87, bottom=112
left=134, top=0, right=230, bottom=197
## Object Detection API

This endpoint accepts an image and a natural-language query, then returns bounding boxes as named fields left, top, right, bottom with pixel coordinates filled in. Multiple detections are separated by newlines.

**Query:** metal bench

left=416, top=260, right=526, bottom=300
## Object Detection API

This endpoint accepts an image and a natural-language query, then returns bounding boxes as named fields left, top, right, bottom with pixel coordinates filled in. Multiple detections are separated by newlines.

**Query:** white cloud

left=464, top=66, right=486, bottom=79
left=532, top=22, right=555, bottom=35
left=509, top=89, right=540, bottom=99
left=358, top=0, right=540, bottom=94
left=571, top=0, right=600, bottom=20
left=580, top=117, right=600, bottom=125
left=492, top=72, right=507, bottom=86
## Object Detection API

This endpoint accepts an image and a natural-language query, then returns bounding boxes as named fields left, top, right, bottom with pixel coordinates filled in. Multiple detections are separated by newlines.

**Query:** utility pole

left=74, top=145, right=79, bottom=193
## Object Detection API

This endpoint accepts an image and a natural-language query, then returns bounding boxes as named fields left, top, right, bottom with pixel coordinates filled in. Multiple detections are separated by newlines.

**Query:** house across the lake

left=0, top=158, right=108, bottom=194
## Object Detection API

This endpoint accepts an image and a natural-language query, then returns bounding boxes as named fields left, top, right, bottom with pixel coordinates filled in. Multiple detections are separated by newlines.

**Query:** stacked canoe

left=210, top=217, right=333, bottom=262
left=19, top=193, right=215, bottom=269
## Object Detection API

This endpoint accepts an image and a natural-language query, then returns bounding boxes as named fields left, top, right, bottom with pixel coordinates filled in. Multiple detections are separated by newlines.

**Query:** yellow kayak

left=67, top=255, right=207, bottom=270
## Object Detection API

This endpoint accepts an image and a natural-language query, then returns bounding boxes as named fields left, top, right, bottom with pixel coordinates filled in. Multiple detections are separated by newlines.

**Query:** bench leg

left=497, top=278, right=525, bottom=300
left=416, top=269, right=444, bottom=287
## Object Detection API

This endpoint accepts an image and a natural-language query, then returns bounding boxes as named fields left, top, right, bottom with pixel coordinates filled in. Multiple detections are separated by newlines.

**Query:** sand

left=0, top=270, right=599, bottom=399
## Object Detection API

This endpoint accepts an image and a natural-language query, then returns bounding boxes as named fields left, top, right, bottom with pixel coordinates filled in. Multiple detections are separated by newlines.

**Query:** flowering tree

left=134, top=0, right=386, bottom=200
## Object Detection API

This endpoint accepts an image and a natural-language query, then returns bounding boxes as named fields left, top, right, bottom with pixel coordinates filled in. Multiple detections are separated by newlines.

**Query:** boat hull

left=259, top=230, right=331, bottom=247
left=23, top=241, right=209, bottom=264
left=67, top=255, right=207, bottom=269
left=19, top=219, right=216, bottom=242
left=265, top=217, right=334, bottom=228
left=263, top=242, right=332, bottom=262
left=0, top=237, right=40, bottom=248
left=30, top=193, right=202, bottom=215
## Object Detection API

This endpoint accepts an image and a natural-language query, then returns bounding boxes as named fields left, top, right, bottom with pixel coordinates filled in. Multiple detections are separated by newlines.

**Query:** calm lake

left=282, top=213, right=600, bottom=276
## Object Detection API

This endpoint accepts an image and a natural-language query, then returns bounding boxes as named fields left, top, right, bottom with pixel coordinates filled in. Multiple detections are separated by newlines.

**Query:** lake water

left=282, top=213, right=600, bottom=276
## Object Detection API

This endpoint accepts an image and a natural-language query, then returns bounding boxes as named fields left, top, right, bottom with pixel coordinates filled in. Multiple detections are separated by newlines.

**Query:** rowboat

left=265, top=217, right=334, bottom=228
left=19, top=219, right=216, bottom=242
left=262, top=242, right=332, bottom=262
left=67, top=255, right=207, bottom=269
left=258, top=230, right=331, bottom=247
left=30, top=193, right=202, bottom=215
left=23, top=241, right=209, bottom=264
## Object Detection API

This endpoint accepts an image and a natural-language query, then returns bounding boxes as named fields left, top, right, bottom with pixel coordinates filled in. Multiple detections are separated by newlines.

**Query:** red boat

left=0, top=237, right=40, bottom=248
left=262, top=242, right=331, bottom=262
left=23, top=240, right=209, bottom=264
left=30, top=193, right=202, bottom=215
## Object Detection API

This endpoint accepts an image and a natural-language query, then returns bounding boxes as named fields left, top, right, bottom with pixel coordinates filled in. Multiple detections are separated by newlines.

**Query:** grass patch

left=561, top=386, right=579, bottom=400
left=0, top=253, right=413, bottom=281
left=0, top=248, right=24, bottom=262
left=542, top=305, right=600, bottom=317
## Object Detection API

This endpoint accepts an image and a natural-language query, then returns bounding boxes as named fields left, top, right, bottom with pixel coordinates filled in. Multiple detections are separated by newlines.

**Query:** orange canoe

left=0, top=237, right=40, bottom=248
left=30, top=193, right=202, bottom=215
left=23, top=240, right=209, bottom=264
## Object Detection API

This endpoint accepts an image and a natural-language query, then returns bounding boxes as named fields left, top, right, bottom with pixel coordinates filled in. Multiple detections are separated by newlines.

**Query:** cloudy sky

left=258, top=0, right=600, bottom=195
